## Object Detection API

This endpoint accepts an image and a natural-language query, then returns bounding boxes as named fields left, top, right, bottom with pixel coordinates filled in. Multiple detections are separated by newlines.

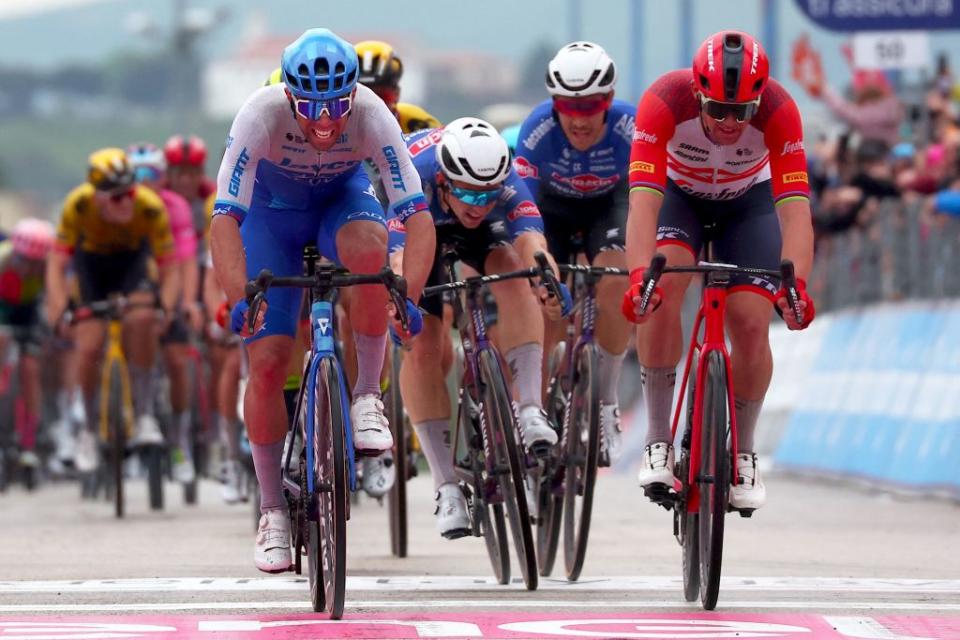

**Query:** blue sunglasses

left=448, top=184, right=502, bottom=207
left=291, top=94, right=353, bottom=121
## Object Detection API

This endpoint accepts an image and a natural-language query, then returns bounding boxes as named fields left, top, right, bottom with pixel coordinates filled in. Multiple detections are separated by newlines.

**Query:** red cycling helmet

left=163, top=134, right=207, bottom=167
left=692, top=31, right=769, bottom=103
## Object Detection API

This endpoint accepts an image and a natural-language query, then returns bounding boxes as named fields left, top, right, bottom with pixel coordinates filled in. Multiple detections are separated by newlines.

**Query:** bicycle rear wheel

left=698, top=350, right=730, bottom=610
left=386, top=346, right=408, bottom=558
left=562, top=343, right=600, bottom=582
left=537, top=342, right=566, bottom=577
left=308, top=357, right=348, bottom=618
left=478, top=349, right=537, bottom=591
left=107, top=361, right=126, bottom=520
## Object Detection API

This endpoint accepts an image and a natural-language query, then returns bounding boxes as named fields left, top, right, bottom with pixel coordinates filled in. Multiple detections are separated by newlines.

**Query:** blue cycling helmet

left=281, top=28, right=359, bottom=100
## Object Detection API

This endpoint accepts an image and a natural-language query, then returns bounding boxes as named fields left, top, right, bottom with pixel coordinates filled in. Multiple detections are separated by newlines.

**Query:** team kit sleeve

left=54, top=186, right=86, bottom=255
left=212, top=102, right=271, bottom=225
left=513, top=111, right=545, bottom=201
left=501, top=171, right=545, bottom=239
left=762, top=98, right=812, bottom=207
left=139, top=189, right=176, bottom=266
left=628, top=86, right=676, bottom=198
left=366, top=99, right=429, bottom=223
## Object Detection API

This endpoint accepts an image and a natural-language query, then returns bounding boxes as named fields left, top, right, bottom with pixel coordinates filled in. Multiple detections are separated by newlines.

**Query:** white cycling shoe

left=130, top=415, right=165, bottom=447
left=435, top=482, right=470, bottom=540
left=729, top=452, right=766, bottom=510
left=362, top=452, right=396, bottom=498
left=599, top=403, right=623, bottom=465
left=637, top=441, right=675, bottom=488
left=221, top=460, right=243, bottom=505
left=254, top=508, right=292, bottom=573
left=518, top=405, right=557, bottom=457
left=350, top=394, right=393, bottom=452
left=74, top=429, right=99, bottom=473
left=170, top=448, right=196, bottom=484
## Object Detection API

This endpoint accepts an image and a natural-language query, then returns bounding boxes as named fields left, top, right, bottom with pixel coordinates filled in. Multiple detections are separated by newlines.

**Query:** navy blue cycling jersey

left=388, top=128, right=544, bottom=252
left=513, top=98, right=635, bottom=201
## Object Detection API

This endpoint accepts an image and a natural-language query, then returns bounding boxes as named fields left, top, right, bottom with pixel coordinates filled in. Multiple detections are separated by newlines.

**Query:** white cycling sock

left=597, top=345, right=626, bottom=406
left=252, top=438, right=285, bottom=514
left=505, top=342, right=543, bottom=410
left=175, top=411, right=192, bottom=457
left=353, top=332, right=387, bottom=398
left=734, top=396, right=764, bottom=453
left=128, top=364, right=154, bottom=418
left=641, top=365, right=676, bottom=446
left=413, top=418, right=457, bottom=491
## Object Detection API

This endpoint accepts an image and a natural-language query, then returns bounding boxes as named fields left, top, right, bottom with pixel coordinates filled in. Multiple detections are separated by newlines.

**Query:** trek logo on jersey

left=633, top=129, right=658, bottom=144
left=507, top=200, right=539, bottom=221
left=228, top=147, right=250, bottom=197
left=781, top=140, right=804, bottom=156
left=782, top=171, right=809, bottom=184
left=629, top=161, right=655, bottom=174
left=408, top=130, right=443, bottom=157
left=551, top=172, right=620, bottom=193
left=381, top=145, right=406, bottom=192
left=513, top=157, right=539, bottom=179
left=387, top=218, right=406, bottom=233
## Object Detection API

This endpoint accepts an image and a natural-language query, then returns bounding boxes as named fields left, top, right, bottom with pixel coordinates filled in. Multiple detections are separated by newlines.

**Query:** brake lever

left=780, top=260, right=803, bottom=326
left=638, top=253, right=666, bottom=315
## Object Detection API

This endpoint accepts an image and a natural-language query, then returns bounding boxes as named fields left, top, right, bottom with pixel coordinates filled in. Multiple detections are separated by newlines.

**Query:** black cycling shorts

left=657, top=179, right=782, bottom=298
left=538, top=180, right=628, bottom=265
left=0, top=304, right=43, bottom=354
left=73, top=247, right=153, bottom=304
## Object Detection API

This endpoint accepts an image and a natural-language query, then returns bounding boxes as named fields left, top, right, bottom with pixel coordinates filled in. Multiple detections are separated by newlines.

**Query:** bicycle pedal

left=528, top=442, right=552, bottom=460
left=355, top=448, right=386, bottom=458
left=643, top=483, right=677, bottom=510
left=732, top=507, right=755, bottom=518
left=441, top=527, right=471, bottom=541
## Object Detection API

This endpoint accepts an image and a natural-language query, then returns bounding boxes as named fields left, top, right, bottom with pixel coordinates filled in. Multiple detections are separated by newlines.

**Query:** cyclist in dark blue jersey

left=389, top=117, right=569, bottom=539
left=515, top=41, right=633, bottom=465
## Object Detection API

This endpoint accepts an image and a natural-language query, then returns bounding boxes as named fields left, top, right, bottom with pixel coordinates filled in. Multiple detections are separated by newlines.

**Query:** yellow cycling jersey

left=56, top=183, right=175, bottom=264
left=396, top=103, right=441, bottom=133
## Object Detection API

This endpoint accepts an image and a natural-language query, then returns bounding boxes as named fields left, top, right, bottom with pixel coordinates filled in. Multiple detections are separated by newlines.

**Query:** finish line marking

left=2, top=576, right=958, bottom=594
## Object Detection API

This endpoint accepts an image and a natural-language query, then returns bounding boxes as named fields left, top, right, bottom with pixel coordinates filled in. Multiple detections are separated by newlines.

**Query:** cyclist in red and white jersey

left=623, top=31, right=815, bottom=511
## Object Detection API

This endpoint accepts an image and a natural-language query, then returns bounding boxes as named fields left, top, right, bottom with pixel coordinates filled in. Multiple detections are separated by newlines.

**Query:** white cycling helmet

left=436, top=117, right=511, bottom=187
left=546, top=41, right=617, bottom=97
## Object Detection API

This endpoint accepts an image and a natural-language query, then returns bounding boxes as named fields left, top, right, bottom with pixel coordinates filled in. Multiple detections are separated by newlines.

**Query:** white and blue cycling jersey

left=513, top=98, right=635, bottom=201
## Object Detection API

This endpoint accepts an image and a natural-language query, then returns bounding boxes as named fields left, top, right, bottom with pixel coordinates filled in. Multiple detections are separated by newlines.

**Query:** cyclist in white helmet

left=388, top=117, right=571, bottom=538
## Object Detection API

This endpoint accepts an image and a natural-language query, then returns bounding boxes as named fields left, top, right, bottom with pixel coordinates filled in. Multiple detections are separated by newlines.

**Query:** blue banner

left=795, top=0, right=960, bottom=31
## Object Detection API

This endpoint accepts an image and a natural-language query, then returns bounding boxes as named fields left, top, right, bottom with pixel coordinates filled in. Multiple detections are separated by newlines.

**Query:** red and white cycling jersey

left=629, top=69, right=810, bottom=205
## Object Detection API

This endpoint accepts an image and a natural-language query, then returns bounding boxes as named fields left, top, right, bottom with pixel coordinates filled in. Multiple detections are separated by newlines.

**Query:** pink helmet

left=11, top=218, right=56, bottom=261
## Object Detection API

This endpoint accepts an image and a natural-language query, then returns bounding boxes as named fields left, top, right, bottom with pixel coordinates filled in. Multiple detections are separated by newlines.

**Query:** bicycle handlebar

left=66, top=297, right=158, bottom=325
left=533, top=252, right=564, bottom=304
left=421, top=251, right=557, bottom=298
left=243, top=266, right=410, bottom=335
left=557, top=264, right=629, bottom=277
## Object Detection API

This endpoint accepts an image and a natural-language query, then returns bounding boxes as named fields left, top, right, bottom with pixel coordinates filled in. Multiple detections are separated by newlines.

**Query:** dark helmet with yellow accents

left=355, top=40, right=403, bottom=87
left=264, top=67, right=283, bottom=87
left=87, top=147, right=135, bottom=192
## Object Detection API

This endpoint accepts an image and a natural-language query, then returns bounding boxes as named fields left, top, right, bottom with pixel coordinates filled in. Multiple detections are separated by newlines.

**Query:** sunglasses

left=699, top=94, right=761, bottom=123
left=552, top=94, right=612, bottom=117
left=291, top=94, right=354, bottom=121
left=98, top=187, right=135, bottom=203
left=448, top=183, right=502, bottom=207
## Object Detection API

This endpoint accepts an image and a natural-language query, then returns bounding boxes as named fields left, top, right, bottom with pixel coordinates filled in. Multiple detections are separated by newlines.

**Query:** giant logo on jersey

left=507, top=200, right=539, bottom=222
left=228, top=147, right=250, bottom=197
left=551, top=171, right=620, bottom=193
left=407, top=129, right=443, bottom=157
left=382, top=145, right=407, bottom=192
left=513, top=157, right=539, bottom=179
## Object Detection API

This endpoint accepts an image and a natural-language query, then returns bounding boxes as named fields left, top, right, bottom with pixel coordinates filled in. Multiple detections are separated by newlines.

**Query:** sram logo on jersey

left=782, top=171, right=808, bottom=184
left=513, top=157, right=539, bottom=179
left=408, top=130, right=443, bottom=157
left=781, top=140, right=804, bottom=155
left=633, top=129, right=658, bottom=144
left=381, top=145, right=406, bottom=192
left=507, top=200, right=539, bottom=221
left=629, top=161, right=655, bottom=174
left=551, top=172, right=619, bottom=193
left=228, top=147, right=250, bottom=197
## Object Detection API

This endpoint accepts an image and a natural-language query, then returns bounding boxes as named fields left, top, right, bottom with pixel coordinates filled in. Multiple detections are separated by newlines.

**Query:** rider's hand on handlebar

left=537, top=281, right=572, bottom=321
left=622, top=268, right=663, bottom=324
left=231, top=298, right=267, bottom=337
left=775, top=278, right=815, bottom=330
left=388, top=297, right=423, bottom=349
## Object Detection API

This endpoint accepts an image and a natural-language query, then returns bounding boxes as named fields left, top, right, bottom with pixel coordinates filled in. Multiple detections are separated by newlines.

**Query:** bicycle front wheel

left=478, top=349, right=537, bottom=591
left=562, top=343, right=600, bottom=582
left=308, top=357, right=348, bottom=618
left=107, top=360, right=127, bottom=520
left=698, top=350, right=730, bottom=610
left=680, top=350, right=700, bottom=603
left=537, top=341, right=566, bottom=577
left=386, top=346, right=408, bottom=558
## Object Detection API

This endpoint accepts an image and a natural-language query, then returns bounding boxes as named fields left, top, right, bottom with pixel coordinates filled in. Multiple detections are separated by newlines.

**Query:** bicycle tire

left=478, top=349, right=537, bottom=591
left=308, top=357, right=348, bottom=618
left=698, top=350, right=730, bottom=610
left=107, top=360, right=126, bottom=520
left=536, top=342, right=566, bottom=577
left=386, top=346, right=408, bottom=558
left=562, top=342, right=600, bottom=582
left=145, top=445, right=164, bottom=511
left=680, top=350, right=700, bottom=602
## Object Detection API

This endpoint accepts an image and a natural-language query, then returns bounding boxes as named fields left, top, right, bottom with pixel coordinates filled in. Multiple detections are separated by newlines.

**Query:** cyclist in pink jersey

left=128, top=143, right=200, bottom=485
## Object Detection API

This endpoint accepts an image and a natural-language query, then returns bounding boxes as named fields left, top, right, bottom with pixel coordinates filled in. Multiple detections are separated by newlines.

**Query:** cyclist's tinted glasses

left=698, top=95, right=761, bottom=123
left=552, top=94, right=612, bottom=117
left=291, top=94, right=354, bottom=121
left=100, top=187, right=135, bottom=203
left=448, top=184, right=502, bottom=207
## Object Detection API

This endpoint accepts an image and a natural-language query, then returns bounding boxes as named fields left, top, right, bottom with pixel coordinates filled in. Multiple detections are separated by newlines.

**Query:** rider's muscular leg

left=400, top=315, right=457, bottom=489
left=635, top=245, right=695, bottom=445
left=594, top=250, right=631, bottom=405
left=18, top=354, right=41, bottom=450
left=724, top=292, right=773, bottom=454
left=163, top=342, right=191, bottom=451
left=337, top=221, right=388, bottom=397
left=73, top=320, right=107, bottom=431
left=123, top=292, right=159, bottom=418
left=541, top=314, right=566, bottom=398
left=246, top=335, right=294, bottom=512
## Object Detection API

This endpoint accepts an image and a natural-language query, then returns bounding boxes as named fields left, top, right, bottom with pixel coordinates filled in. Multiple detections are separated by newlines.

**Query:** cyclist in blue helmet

left=210, top=27, right=435, bottom=573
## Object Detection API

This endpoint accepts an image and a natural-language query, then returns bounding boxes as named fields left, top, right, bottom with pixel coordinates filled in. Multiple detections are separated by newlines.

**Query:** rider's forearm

left=203, top=265, right=225, bottom=318
left=44, top=252, right=70, bottom=318
left=625, top=189, right=664, bottom=273
left=399, top=211, right=435, bottom=303
left=181, top=258, right=200, bottom=311
left=210, top=215, right=248, bottom=305
left=777, top=199, right=815, bottom=282
left=157, top=264, right=179, bottom=314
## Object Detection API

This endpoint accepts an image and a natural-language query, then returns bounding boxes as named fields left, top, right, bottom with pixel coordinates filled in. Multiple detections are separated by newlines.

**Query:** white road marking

left=0, top=601, right=958, bottom=613
left=1, top=576, right=958, bottom=594
left=824, top=616, right=937, bottom=640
